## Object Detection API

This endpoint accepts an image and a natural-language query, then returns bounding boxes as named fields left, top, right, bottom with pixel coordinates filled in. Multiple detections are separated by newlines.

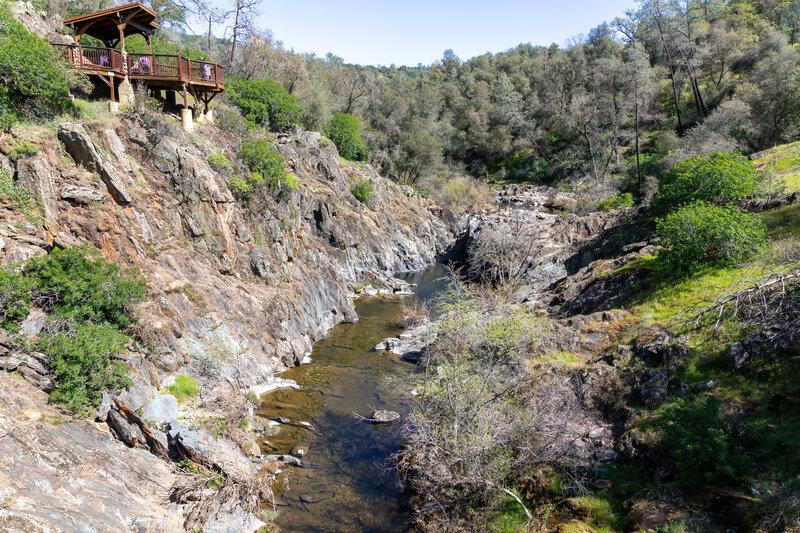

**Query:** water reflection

left=258, top=265, right=449, bottom=533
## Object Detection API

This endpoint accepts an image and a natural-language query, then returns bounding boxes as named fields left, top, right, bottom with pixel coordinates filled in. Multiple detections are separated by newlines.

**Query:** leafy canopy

left=0, top=5, right=74, bottom=128
left=25, top=246, right=146, bottom=328
left=228, top=78, right=300, bottom=132
left=325, top=113, right=368, bottom=161
left=351, top=178, right=374, bottom=204
left=40, top=323, right=131, bottom=415
left=230, top=137, right=297, bottom=199
left=660, top=396, right=749, bottom=485
left=654, top=153, right=756, bottom=213
left=656, top=201, right=767, bottom=272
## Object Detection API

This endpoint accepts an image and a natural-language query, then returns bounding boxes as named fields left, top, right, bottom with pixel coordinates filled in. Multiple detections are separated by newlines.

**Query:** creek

left=257, top=265, right=449, bottom=532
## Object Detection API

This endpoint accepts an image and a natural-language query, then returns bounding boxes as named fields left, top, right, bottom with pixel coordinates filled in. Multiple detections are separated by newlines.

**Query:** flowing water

left=257, top=265, right=449, bottom=533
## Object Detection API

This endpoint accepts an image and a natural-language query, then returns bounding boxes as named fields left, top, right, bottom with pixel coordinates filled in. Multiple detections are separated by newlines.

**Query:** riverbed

left=257, top=265, right=448, bottom=533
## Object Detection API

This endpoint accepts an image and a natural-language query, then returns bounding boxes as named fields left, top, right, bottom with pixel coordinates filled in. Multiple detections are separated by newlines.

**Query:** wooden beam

left=74, top=19, right=96, bottom=44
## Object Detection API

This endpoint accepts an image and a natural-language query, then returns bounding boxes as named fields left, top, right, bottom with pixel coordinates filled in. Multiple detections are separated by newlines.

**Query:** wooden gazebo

left=53, top=2, right=223, bottom=129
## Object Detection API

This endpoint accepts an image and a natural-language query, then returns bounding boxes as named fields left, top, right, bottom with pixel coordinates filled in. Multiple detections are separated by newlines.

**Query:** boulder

left=291, top=445, right=307, bottom=458
left=370, top=410, right=400, bottom=423
left=203, top=505, right=266, bottom=533
left=58, top=123, right=132, bottom=204
left=636, top=335, right=690, bottom=367
left=140, top=394, right=178, bottom=425
left=174, top=428, right=254, bottom=480
left=60, top=185, right=106, bottom=203
left=640, top=371, right=668, bottom=406
left=726, top=341, right=750, bottom=370
left=117, top=377, right=158, bottom=412
left=250, top=249, right=271, bottom=278
left=107, top=410, right=141, bottom=447
left=19, top=309, right=47, bottom=337
left=241, top=436, right=261, bottom=458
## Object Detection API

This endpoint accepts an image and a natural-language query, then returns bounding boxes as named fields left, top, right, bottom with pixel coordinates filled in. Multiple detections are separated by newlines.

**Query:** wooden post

left=118, top=24, right=125, bottom=52
left=110, top=76, right=115, bottom=102
left=146, top=33, right=152, bottom=54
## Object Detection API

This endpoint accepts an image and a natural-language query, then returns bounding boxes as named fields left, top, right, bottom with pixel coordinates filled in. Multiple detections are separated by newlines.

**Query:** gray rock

left=241, top=436, right=261, bottom=458
left=107, top=410, right=141, bottom=446
left=151, top=429, right=169, bottom=454
left=0, top=236, right=5, bottom=251
left=370, top=410, right=400, bottom=423
left=202, top=504, right=266, bottom=533
left=272, top=417, right=290, bottom=424
left=362, top=285, right=379, bottom=296
left=636, top=336, right=691, bottom=367
left=1, top=244, right=45, bottom=267
left=95, top=392, right=113, bottom=422
left=640, top=371, right=668, bottom=406
left=250, top=249, right=270, bottom=278
left=141, top=394, right=178, bottom=425
left=58, top=123, right=132, bottom=204
left=263, top=454, right=304, bottom=467
left=175, top=428, right=254, bottom=479
left=117, top=377, right=158, bottom=412
left=668, top=377, right=690, bottom=398
left=19, top=309, right=47, bottom=337
left=726, top=341, right=750, bottom=371
left=60, top=184, right=106, bottom=203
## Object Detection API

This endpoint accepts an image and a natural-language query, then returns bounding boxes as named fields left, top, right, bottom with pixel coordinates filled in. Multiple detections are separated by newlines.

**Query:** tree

left=225, top=0, right=262, bottom=65
left=656, top=201, right=767, bottom=272
left=228, top=78, right=300, bottom=131
left=743, top=47, right=800, bottom=146
left=329, top=67, right=377, bottom=114
left=654, top=152, right=756, bottom=212
left=325, top=113, right=367, bottom=161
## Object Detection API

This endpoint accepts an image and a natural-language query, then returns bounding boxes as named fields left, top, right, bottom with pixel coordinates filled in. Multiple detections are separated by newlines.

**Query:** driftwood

left=116, top=400, right=169, bottom=458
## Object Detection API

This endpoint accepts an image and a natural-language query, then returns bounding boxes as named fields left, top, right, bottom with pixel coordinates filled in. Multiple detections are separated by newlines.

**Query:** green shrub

left=597, top=192, right=634, bottom=211
left=206, top=152, right=232, bottom=174
left=653, top=152, right=756, bottom=213
left=660, top=396, right=749, bottom=485
left=228, top=78, right=300, bottom=132
left=0, top=269, right=31, bottom=331
left=351, top=178, right=374, bottom=204
left=0, top=5, right=74, bottom=127
left=325, top=113, right=368, bottom=161
left=165, top=375, right=200, bottom=402
left=656, top=201, right=767, bottom=272
left=233, top=138, right=297, bottom=199
left=8, top=141, right=38, bottom=160
left=24, top=246, right=146, bottom=327
left=0, top=168, right=38, bottom=221
left=40, top=322, right=131, bottom=414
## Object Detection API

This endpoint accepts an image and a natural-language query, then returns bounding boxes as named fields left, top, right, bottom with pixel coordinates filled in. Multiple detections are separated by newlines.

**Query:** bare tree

left=225, top=0, right=262, bottom=65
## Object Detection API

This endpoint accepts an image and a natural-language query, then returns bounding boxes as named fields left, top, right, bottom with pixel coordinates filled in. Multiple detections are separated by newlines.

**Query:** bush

left=40, top=322, right=131, bottom=414
left=653, top=152, right=756, bottom=213
left=8, top=142, right=38, bottom=160
left=233, top=138, right=297, bottom=199
left=597, top=192, right=634, bottom=211
left=325, top=113, right=368, bottom=161
left=0, top=168, right=39, bottom=221
left=228, top=78, right=300, bottom=132
left=206, top=152, right=232, bottom=174
left=165, top=375, right=200, bottom=402
left=0, top=269, right=31, bottom=331
left=24, top=246, right=146, bottom=327
left=660, top=396, right=749, bottom=485
left=656, top=201, right=767, bottom=272
left=0, top=5, right=74, bottom=127
left=351, top=178, right=373, bottom=204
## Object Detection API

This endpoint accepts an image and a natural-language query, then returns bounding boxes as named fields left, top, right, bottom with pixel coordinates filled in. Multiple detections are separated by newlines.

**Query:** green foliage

left=654, top=153, right=756, bottom=213
left=659, top=396, right=749, bottom=485
left=40, top=322, right=131, bottom=414
left=165, top=375, right=200, bottom=402
left=597, top=192, right=634, bottom=211
left=206, top=152, right=232, bottom=174
left=0, top=168, right=38, bottom=222
left=351, top=178, right=374, bottom=204
left=8, top=142, right=38, bottom=160
left=233, top=138, right=297, bottom=199
left=325, top=113, right=368, bottom=161
left=24, top=246, right=146, bottom=327
left=178, top=459, right=225, bottom=488
left=0, top=269, right=31, bottom=331
left=656, top=201, right=768, bottom=272
left=0, top=5, right=73, bottom=127
left=228, top=78, right=300, bottom=132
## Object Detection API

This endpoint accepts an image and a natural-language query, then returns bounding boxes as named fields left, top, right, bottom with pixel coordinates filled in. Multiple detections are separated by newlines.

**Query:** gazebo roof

left=62, top=2, right=158, bottom=42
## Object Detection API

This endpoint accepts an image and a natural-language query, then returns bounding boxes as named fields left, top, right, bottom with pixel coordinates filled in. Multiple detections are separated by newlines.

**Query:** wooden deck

left=52, top=44, right=225, bottom=93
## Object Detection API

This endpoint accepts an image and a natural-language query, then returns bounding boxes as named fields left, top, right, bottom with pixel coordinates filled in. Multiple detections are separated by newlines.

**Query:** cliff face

left=3, top=117, right=455, bottom=385
left=0, top=114, right=456, bottom=531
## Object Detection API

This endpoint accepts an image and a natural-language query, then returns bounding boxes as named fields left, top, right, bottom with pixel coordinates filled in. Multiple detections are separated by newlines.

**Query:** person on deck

left=99, top=55, right=109, bottom=67
left=140, top=55, right=151, bottom=74
left=202, top=63, right=211, bottom=81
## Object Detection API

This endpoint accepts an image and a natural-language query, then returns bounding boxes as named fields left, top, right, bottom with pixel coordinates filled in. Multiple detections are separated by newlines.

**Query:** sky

left=252, top=0, right=640, bottom=66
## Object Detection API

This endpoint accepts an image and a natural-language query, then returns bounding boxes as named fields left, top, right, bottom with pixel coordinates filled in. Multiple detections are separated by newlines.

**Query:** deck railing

left=53, top=44, right=125, bottom=74
left=51, top=43, right=224, bottom=87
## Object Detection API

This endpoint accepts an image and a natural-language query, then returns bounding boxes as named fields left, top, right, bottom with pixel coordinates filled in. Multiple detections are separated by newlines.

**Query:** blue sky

left=252, top=0, right=639, bottom=66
